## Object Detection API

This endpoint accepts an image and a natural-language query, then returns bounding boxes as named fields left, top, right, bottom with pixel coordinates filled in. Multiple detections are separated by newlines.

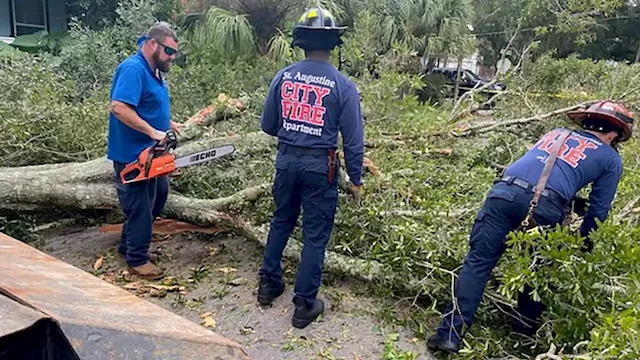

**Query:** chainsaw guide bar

left=174, top=145, right=235, bottom=168
left=119, top=130, right=235, bottom=184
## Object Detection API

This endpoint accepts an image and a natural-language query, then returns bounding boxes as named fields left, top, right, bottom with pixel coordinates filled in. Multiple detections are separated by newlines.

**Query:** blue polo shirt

left=107, top=51, right=171, bottom=163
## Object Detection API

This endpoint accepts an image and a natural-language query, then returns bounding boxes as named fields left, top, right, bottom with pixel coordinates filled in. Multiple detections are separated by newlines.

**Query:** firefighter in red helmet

left=428, top=100, right=635, bottom=354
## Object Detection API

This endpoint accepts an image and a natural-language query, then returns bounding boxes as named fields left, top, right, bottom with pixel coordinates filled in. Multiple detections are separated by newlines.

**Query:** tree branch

left=449, top=23, right=527, bottom=121
left=454, top=101, right=598, bottom=137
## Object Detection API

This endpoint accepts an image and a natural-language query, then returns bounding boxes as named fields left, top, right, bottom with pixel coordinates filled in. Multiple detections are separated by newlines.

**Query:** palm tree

left=340, top=0, right=473, bottom=71
left=180, top=0, right=356, bottom=60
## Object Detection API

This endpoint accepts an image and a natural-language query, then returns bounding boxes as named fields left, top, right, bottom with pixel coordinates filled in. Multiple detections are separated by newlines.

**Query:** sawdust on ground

left=38, top=225, right=436, bottom=360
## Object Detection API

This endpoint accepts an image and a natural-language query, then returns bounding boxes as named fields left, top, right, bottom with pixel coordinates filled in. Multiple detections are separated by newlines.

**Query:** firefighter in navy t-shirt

left=428, top=101, right=635, bottom=354
left=256, top=7, right=365, bottom=329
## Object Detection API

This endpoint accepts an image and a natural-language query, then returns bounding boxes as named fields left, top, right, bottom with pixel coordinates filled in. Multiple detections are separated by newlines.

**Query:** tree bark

left=453, top=57, right=463, bottom=105
left=0, top=127, right=391, bottom=287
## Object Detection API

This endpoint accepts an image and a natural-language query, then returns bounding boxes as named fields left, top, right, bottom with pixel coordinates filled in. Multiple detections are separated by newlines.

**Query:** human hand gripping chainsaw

left=119, top=130, right=235, bottom=184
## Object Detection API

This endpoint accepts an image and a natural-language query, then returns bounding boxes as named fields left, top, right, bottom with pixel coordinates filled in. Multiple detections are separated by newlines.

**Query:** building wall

left=0, top=0, right=10, bottom=37
left=0, top=0, right=67, bottom=38
left=442, top=50, right=482, bottom=75
left=47, top=0, right=68, bottom=32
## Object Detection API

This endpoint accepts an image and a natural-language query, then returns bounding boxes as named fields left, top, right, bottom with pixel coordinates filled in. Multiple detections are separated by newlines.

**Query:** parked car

left=427, top=67, right=507, bottom=96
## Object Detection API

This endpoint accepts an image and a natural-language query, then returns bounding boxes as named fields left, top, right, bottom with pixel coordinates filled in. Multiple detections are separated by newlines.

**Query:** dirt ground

left=37, top=223, right=437, bottom=360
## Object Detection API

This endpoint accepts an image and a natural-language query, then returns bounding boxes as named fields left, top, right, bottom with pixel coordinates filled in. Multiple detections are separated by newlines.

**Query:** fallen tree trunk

left=0, top=131, right=275, bottom=185
left=0, top=130, right=391, bottom=287
left=0, top=175, right=389, bottom=285
left=0, top=93, right=406, bottom=292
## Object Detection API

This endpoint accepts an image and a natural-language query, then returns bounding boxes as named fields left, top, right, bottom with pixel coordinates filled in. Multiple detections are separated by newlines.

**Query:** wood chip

left=229, top=277, right=248, bottom=286
left=149, top=288, right=166, bottom=297
left=217, top=267, right=237, bottom=275
left=200, top=312, right=213, bottom=319
left=93, top=256, right=103, bottom=271
left=123, top=282, right=139, bottom=290
left=201, top=315, right=216, bottom=329
left=162, top=276, right=177, bottom=286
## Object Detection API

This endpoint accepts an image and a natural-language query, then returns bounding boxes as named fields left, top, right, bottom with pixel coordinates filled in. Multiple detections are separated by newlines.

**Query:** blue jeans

left=436, top=180, right=567, bottom=346
left=259, top=145, right=339, bottom=308
left=113, top=162, right=169, bottom=267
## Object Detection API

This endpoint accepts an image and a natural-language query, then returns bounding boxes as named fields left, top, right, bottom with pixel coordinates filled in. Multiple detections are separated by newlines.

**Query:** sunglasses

left=154, top=39, right=179, bottom=56
left=138, top=35, right=179, bottom=56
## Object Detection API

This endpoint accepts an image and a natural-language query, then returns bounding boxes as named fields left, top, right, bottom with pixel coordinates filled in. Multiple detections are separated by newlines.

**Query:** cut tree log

left=0, top=128, right=394, bottom=288
left=186, top=93, right=247, bottom=127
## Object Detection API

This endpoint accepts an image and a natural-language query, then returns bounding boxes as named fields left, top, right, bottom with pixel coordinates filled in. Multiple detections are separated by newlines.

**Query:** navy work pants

left=259, top=144, right=339, bottom=308
left=436, top=180, right=567, bottom=346
left=113, top=162, right=169, bottom=267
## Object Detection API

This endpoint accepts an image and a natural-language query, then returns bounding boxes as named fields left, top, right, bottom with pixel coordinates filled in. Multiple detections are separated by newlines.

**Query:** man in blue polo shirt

left=256, top=8, right=364, bottom=329
left=107, top=22, right=183, bottom=280
left=427, top=101, right=635, bottom=354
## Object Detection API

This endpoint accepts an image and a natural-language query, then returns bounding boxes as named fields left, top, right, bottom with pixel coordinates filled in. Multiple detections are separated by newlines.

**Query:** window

left=12, top=0, right=48, bottom=36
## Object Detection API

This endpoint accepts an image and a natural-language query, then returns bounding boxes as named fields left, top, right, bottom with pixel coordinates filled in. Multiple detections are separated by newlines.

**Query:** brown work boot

left=128, top=262, right=165, bottom=280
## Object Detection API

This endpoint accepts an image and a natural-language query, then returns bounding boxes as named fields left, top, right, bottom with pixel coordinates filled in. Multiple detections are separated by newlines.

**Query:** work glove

left=575, top=229, right=593, bottom=253
left=350, top=183, right=363, bottom=206
left=573, top=196, right=590, bottom=217
left=581, top=236, right=594, bottom=253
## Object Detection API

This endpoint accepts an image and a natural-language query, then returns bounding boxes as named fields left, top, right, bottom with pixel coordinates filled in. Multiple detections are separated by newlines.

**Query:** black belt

left=278, top=143, right=338, bottom=183
left=498, top=176, right=568, bottom=207
left=278, top=143, right=334, bottom=156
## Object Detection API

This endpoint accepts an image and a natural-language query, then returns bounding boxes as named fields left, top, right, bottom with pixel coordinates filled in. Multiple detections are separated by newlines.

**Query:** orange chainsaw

left=119, top=130, right=235, bottom=184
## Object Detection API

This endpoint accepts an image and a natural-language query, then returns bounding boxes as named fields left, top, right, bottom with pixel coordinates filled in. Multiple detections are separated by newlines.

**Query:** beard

left=152, top=48, right=172, bottom=73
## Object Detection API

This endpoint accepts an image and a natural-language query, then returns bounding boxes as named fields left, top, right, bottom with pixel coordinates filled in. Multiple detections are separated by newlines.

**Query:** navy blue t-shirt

left=107, top=51, right=171, bottom=163
left=504, top=128, right=623, bottom=236
left=260, top=59, right=365, bottom=185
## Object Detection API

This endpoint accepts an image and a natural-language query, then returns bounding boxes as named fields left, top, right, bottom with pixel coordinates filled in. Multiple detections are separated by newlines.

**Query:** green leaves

left=267, top=27, right=298, bottom=64
left=195, top=7, right=255, bottom=56
left=497, top=221, right=640, bottom=357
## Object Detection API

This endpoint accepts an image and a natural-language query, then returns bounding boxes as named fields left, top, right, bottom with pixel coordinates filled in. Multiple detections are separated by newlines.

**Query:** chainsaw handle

left=143, top=130, right=178, bottom=178
left=153, top=130, right=178, bottom=154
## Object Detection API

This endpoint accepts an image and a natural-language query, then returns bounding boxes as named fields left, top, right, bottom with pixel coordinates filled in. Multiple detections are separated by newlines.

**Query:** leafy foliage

left=192, top=6, right=256, bottom=56
left=0, top=51, right=107, bottom=166
left=473, top=0, right=630, bottom=67
left=3, top=1, right=640, bottom=358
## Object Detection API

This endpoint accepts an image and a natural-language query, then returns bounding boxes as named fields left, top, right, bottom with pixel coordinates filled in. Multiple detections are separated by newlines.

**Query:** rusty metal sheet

left=0, top=293, right=47, bottom=338
left=0, top=294, right=80, bottom=359
left=0, top=232, right=251, bottom=360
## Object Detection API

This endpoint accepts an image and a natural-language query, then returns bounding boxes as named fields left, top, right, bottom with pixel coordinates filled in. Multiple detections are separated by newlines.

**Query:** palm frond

left=197, top=6, right=255, bottom=55
left=267, top=27, right=294, bottom=63
left=402, top=32, right=427, bottom=54
left=380, top=15, right=400, bottom=50
left=416, top=0, right=442, bottom=28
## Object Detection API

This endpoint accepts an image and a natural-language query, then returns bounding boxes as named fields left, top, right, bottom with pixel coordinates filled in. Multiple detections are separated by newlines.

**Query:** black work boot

left=257, top=277, right=284, bottom=306
left=512, top=315, right=542, bottom=336
left=427, top=335, right=459, bottom=354
left=292, top=298, right=324, bottom=329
